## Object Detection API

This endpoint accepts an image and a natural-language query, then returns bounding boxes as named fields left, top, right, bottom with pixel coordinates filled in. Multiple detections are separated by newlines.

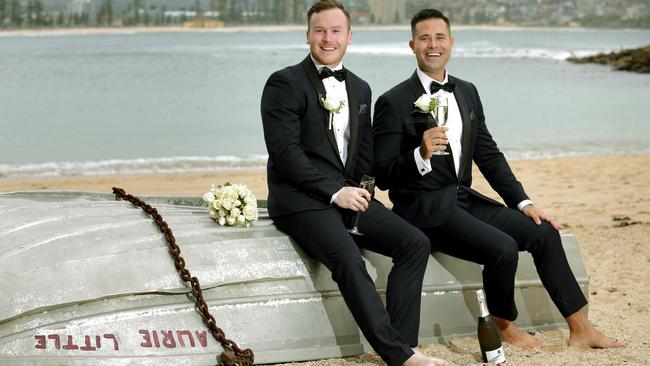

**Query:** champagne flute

left=432, top=96, right=449, bottom=156
left=347, top=175, right=375, bottom=236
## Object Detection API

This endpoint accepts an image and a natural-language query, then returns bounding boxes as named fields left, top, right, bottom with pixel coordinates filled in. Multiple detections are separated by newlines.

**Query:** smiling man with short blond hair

left=260, top=1, right=448, bottom=365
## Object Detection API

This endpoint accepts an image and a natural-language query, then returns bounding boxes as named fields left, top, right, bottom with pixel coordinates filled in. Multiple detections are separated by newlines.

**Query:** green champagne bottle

left=476, top=289, right=506, bottom=363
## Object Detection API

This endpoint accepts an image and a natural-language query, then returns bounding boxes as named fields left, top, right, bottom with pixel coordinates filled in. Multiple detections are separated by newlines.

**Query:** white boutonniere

left=413, top=94, right=441, bottom=115
left=203, top=182, right=258, bottom=227
left=319, top=93, right=346, bottom=130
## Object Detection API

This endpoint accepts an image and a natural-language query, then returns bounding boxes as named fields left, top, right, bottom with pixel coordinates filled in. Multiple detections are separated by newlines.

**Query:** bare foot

left=568, top=328, right=626, bottom=348
left=402, top=352, right=449, bottom=366
left=493, top=316, right=543, bottom=348
left=566, top=310, right=626, bottom=348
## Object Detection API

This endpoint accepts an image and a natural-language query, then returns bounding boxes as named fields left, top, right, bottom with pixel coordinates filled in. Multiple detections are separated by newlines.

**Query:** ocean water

left=1, top=27, right=649, bottom=177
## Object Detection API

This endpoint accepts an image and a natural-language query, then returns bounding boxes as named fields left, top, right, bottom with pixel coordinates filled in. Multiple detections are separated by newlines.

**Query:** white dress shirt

left=413, top=68, right=533, bottom=211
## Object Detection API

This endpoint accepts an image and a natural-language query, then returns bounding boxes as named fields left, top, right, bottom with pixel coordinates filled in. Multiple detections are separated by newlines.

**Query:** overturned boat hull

left=0, top=191, right=588, bottom=364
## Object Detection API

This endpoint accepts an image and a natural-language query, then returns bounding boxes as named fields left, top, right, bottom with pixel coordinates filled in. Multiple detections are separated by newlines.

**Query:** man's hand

left=333, top=187, right=371, bottom=212
left=521, top=204, right=563, bottom=230
left=420, top=127, right=449, bottom=159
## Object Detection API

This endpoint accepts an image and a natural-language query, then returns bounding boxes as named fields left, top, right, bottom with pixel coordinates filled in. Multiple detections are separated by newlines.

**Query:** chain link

left=113, top=187, right=255, bottom=366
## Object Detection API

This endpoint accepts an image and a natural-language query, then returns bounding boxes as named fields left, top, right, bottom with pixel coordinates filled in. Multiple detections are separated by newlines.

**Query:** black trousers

left=421, top=193, right=587, bottom=321
left=273, top=200, right=430, bottom=366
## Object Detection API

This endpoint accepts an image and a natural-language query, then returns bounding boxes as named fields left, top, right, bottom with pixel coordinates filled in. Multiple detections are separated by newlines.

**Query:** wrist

left=330, top=188, right=343, bottom=204
left=414, top=147, right=432, bottom=175
left=517, top=199, right=534, bottom=211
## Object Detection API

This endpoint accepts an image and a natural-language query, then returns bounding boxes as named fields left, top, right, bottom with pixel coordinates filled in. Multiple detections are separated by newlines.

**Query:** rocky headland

left=568, top=45, right=650, bottom=73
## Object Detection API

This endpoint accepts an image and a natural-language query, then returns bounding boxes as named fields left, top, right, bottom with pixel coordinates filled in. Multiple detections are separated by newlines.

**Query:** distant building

left=67, top=0, right=96, bottom=25
left=164, top=10, right=197, bottom=25
left=625, top=4, right=650, bottom=19
left=182, top=18, right=224, bottom=28
left=67, top=0, right=91, bottom=14
left=372, top=0, right=407, bottom=24
left=576, top=0, right=622, bottom=17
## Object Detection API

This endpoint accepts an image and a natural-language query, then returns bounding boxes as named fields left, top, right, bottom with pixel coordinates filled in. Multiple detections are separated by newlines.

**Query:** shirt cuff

left=517, top=199, right=534, bottom=211
left=331, top=188, right=343, bottom=204
left=414, top=147, right=432, bottom=176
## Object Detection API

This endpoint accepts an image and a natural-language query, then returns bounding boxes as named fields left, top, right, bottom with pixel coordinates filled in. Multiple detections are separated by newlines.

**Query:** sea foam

left=347, top=44, right=603, bottom=60
left=0, top=155, right=268, bottom=178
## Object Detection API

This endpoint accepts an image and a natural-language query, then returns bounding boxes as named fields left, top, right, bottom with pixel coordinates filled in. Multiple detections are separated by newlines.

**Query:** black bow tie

left=430, top=81, right=455, bottom=94
left=320, top=67, right=347, bottom=82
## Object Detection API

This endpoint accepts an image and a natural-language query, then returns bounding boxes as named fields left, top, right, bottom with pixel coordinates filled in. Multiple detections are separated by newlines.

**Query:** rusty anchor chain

left=112, top=187, right=254, bottom=366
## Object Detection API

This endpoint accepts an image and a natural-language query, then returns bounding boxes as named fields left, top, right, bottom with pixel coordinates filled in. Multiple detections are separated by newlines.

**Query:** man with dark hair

left=373, top=8, right=625, bottom=349
left=261, top=1, right=448, bottom=365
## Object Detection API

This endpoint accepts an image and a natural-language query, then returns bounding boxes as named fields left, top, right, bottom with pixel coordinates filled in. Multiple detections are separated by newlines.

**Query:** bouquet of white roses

left=203, top=183, right=258, bottom=227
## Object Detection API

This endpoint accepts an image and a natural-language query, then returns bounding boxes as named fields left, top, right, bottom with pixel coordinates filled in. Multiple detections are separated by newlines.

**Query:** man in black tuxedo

left=260, top=2, right=448, bottom=365
left=373, top=8, right=624, bottom=349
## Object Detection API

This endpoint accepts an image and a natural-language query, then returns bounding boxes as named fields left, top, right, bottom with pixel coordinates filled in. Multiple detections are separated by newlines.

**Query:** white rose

left=243, top=205, right=257, bottom=221
left=213, top=187, right=222, bottom=199
left=209, top=206, right=218, bottom=218
left=414, top=94, right=432, bottom=112
left=203, top=192, right=215, bottom=203
left=231, top=207, right=241, bottom=217
left=244, top=194, right=256, bottom=205
left=323, top=95, right=344, bottom=113
left=226, top=216, right=236, bottom=226
left=225, top=190, right=237, bottom=202
left=221, top=200, right=233, bottom=211
left=218, top=187, right=228, bottom=197
left=234, top=199, right=241, bottom=207
left=218, top=208, right=227, bottom=217
left=238, top=186, right=248, bottom=198
left=237, top=215, right=246, bottom=225
left=218, top=217, right=226, bottom=226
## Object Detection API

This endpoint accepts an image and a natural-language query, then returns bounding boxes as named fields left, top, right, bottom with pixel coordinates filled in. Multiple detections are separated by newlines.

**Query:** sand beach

left=1, top=154, right=648, bottom=365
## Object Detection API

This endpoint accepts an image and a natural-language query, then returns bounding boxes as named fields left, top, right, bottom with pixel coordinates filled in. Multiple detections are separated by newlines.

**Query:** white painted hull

left=0, top=191, right=588, bottom=364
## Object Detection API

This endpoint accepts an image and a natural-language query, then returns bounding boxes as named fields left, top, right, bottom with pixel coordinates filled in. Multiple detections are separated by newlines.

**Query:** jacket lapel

left=344, top=68, right=359, bottom=176
left=301, top=56, right=342, bottom=167
left=408, top=72, right=436, bottom=129
left=450, top=75, right=473, bottom=183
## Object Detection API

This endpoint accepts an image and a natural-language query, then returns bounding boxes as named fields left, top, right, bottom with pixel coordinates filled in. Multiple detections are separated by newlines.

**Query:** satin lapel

left=344, top=69, right=359, bottom=176
left=451, top=76, right=474, bottom=183
left=409, top=70, right=426, bottom=95
left=411, top=71, right=456, bottom=177
left=408, top=71, right=436, bottom=130
left=301, top=56, right=341, bottom=166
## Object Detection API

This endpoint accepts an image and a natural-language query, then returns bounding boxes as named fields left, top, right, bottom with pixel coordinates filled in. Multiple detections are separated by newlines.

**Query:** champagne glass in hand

left=432, top=96, right=449, bottom=156
left=348, top=175, right=375, bottom=236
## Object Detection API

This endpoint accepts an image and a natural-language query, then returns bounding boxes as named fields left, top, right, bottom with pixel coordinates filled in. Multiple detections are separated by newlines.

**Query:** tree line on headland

left=568, top=46, right=650, bottom=73
left=1, top=0, right=649, bottom=29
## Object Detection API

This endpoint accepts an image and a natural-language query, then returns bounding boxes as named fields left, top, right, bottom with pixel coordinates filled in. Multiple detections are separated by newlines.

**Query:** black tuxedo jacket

left=261, top=56, right=373, bottom=218
left=373, top=71, right=528, bottom=228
